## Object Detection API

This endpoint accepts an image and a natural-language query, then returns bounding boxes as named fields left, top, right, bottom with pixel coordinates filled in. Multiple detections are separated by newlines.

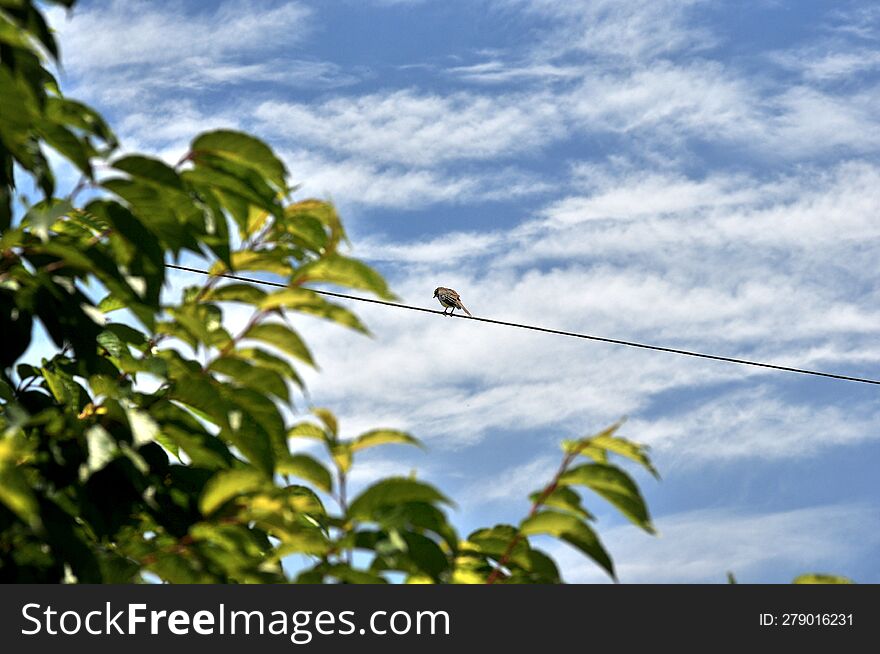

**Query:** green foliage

left=792, top=574, right=854, bottom=585
left=0, top=0, right=663, bottom=584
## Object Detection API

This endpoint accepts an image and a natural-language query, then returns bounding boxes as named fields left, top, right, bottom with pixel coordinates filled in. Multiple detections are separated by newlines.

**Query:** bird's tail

left=460, top=304, right=472, bottom=316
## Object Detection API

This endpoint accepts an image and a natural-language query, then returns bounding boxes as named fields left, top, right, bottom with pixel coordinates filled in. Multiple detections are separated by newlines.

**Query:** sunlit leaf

left=200, top=468, right=270, bottom=515
left=312, top=408, right=337, bottom=437
left=113, top=155, right=185, bottom=192
left=203, top=283, right=267, bottom=305
left=191, top=130, right=288, bottom=193
left=792, top=574, right=854, bottom=585
left=589, top=433, right=659, bottom=479
left=530, top=486, right=595, bottom=521
left=520, top=510, right=615, bottom=580
left=559, top=463, right=654, bottom=533
left=0, top=440, right=40, bottom=527
left=259, top=288, right=369, bottom=334
left=243, top=322, right=315, bottom=367
left=349, top=478, right=452, bottom=521
left=330, top=442, right=352, bottom=474
left=209, top=356, right=289, bottom=402
left=351, top=429, right=423, bottom=452
left=277, top=454, right=333, bottom=493
left=287, top=422, right=329, bottom=441
left=295, top=254, right=395, bottom=300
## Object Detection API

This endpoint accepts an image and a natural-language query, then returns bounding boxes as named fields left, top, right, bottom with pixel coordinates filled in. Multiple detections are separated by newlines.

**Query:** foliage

left=0, top=0, right=660, bottom=583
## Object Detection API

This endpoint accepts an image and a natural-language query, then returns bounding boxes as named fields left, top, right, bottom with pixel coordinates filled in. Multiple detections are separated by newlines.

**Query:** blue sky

left=41, top=0, right=880, bottom=582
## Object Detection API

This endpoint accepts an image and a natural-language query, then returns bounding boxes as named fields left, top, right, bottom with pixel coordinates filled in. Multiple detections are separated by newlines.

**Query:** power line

left=165, top=263, right=880, bottom=387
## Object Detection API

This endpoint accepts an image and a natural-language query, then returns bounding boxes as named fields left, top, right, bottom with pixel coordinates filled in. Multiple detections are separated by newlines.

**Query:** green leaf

left=348, top=478, right=451, bottom=521
left=184, top=161, right=279, bottom=218
left=203, top=283, right=268, bottom=305
left=85, top=425, right=118, bottom=474
left=295, top=254, right=395, bottom=300
left=41, top=365, right=80, bottom=407
left=273, top=528, right=332, bottom=558
left=559, top=463, right=654, bottom=533
left=191, top=130, right=288, bottom=193
left=149, top=400, right=235, bottom=470
left=466, top=525, right=533, bottom=569
left=351, top=429, right=423, bottom=453
left=235, top=348, right=303, bottom=388
left=259, top=288, right=369, bottom=334
left=216, top=388, right=279, bottom=476
left=277, top=454, right=333, bottom=493
left=243, top=322, right=314, bottom=367
left=792, top=574, right=854, bottom=585
left=220, top=250, right=294, bottom=276
left=168, top=374, right=231, bottom=428
left=287, top=422, right=328, bottom=441
left=283, top=199, right=345, bottom=250
left=45, top=96, right=116, bottom=148
left=209, top=356, right=289, bottom=402
left=589, top=433, right=659, bottom=479
left=322, top=564, right=388, bottom=585
left=200, top=468, right=270, bottom=515
left=522, top=548, right=562, bottom=583
left=0, top=465, right=40, bottom=527
left=530, top=486, right=595, bottom=521
left=0, top=440, right=40, bottom=527
left=520, top=510, right=615, bottom=580
left=124, top=408, right=160, bottom=447
left=113, top=155, right=185, bottom=191
left=38, top=121, right=94, bottom=176
left=97, top=329, right=127, bottom=358
left=370, top=502, right=458, bottom=552
left=0, top=379, right=14, bottom=402
left=330, top=442, right=352, bottom=474
left=397, top=532, right=450, bottom=580
left=312, top=408, right=337, bottom=437
left=167, top=304, right=229, bottom=348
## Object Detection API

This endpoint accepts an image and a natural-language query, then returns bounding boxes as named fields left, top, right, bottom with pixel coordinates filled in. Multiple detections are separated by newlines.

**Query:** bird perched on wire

left=433, top=287, right=472, bottom=316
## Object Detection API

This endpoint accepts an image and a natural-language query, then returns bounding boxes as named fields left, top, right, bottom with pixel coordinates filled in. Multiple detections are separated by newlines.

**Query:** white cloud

left=496, top=0, right=714, bottom=60
left=255, top=89, right=564, bottom=167
left=47, top=0, right=358, bottom=101
left=464, top=455, right=558, bottom=503
left=545, top=503, right=880, bottom=583
left=447, top=60, right=584, bottom=84
left=280, top=147, right=551, bottom=210
left=631, top=387, right=880, bottom=464
left=49, top=0, right=312, bottom=71
left=772, top=47, right=880, bottom=82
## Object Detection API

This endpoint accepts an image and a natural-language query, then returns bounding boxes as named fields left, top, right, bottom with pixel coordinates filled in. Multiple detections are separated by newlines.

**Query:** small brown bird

left=433, top=287, right=472, bottom=316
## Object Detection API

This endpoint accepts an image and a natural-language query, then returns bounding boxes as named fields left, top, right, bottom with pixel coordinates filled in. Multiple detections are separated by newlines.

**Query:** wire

left=165, top=263, right=880, bottom=387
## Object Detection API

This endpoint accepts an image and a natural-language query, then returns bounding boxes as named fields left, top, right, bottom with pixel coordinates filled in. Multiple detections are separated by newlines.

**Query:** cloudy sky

left=43, top=0, right=880, bottom=582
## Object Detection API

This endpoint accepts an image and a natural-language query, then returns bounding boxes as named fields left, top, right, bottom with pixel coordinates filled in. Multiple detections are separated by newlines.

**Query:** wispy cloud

left=496, top=0, right=714, bottom=60
left=631, top=387, right=880, bottom=463
left=255, top=89, right=564, bottom=167
left=50, top=0, right=312, bottom=70
left=48, top=0, right=358, bottom=98
left=545, top=503, right=880, bottom=583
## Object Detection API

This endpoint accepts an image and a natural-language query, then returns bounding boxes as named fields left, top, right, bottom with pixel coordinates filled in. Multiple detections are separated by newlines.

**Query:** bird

left=433, top=287, right=472, bottom=316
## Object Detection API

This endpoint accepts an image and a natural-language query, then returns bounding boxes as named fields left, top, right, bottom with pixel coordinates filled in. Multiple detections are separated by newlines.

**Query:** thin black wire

left=165, top=263, right=880, bottom=387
